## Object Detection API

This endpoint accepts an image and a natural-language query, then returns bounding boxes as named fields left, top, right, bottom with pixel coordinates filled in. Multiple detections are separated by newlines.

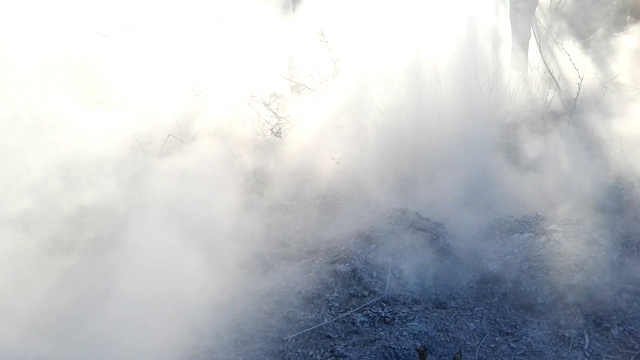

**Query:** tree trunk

left=510, top=0, right=540, bottom=72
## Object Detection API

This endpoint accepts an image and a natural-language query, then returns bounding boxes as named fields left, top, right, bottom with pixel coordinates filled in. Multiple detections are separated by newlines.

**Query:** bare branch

left=279, top=75, right=321, bottom=96
left=159, top=134, right=185, bottom=155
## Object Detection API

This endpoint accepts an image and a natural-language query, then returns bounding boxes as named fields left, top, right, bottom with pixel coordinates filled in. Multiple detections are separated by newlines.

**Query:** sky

left=1, top=0, right=639, bottom=358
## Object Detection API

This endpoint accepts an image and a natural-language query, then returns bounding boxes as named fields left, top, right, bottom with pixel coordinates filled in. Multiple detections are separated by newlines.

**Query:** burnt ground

left=203, top=209, right=640, bottom=360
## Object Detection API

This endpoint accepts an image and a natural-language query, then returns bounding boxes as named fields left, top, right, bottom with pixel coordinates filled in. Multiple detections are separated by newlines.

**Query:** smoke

left=1, top=0, right=639, bottom=358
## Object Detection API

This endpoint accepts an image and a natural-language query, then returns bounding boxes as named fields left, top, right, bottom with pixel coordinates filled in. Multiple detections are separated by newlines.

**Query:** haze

left=1, top=0, right=638, bottom=358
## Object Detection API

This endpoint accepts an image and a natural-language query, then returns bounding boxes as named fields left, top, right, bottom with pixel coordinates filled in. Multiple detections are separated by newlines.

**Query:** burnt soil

left=205, top=209, right=640, bottom=360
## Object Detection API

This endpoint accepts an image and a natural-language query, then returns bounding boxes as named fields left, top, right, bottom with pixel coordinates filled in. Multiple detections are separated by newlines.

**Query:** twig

left=249, top=94, right=291, bottom=140
left=262, top=253, right=283, bottom=271
left=72, top=78, right=87, bottom=105
left=159, top=134, right=184, bottom=155
left=279, top=75, right=321, bottom=95
left=532, top=22, right=562, bottom=97
left=284, top=263, right=392, bottom=340
left=476, top=334, right=488, bottom=360
left=557, top=43, right=584, bottom=117
left=131, top=134, right=146, bottom=155
left=592, top=72, right=620, bottom=104
left=319, top=30, right=339, bottom=78
left=175, top=118, right=184, bottom=140
left=95, top=32, right=118, bottom=41
left=584, top=329, right=590, bottom=351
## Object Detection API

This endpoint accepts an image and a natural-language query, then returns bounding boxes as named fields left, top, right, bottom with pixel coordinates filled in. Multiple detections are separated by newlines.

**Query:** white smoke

left=1, top=0, right=638, bottom=358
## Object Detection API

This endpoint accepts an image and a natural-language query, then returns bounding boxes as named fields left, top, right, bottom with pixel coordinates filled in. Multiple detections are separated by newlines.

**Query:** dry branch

left=284, top=263, right=392, bottom=340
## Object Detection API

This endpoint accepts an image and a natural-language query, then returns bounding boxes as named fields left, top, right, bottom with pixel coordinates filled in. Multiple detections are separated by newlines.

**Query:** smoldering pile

left=205, top=209, right=640, bottom=359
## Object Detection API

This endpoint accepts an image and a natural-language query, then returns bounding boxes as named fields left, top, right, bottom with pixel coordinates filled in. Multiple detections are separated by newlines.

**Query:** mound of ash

left=204, top=209, right=640, bottom=360
left=479, top=214, right=621, bottom=313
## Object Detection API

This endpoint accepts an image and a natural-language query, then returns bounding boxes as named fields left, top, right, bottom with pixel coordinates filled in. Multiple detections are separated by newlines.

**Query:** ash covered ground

left=204, top=209, right=640, bottom=360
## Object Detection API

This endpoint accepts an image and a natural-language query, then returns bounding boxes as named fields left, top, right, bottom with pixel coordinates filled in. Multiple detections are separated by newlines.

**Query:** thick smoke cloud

left=1, top=0, right=638, bottom=358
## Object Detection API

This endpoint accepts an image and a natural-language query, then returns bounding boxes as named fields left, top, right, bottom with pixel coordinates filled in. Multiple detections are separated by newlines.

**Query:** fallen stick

left=284, top=263, right=392, bottom=340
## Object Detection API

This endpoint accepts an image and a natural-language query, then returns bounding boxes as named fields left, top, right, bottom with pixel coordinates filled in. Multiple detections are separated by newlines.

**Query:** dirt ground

left=204, top=209, right=640, bottom=359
